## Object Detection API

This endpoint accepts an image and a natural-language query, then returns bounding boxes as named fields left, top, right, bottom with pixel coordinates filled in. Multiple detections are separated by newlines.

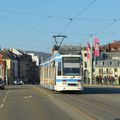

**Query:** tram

left=40, top=52, right=84, bottom=91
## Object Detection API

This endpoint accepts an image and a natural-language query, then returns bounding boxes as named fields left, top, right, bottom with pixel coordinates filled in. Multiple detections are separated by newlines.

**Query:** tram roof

left=40, top=51, right=81, bottom=66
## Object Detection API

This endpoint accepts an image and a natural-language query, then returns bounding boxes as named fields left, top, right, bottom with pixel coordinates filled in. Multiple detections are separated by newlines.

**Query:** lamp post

left=6, top=65, right=8, bottom=85
left=89, top=34, right=93, bottom=85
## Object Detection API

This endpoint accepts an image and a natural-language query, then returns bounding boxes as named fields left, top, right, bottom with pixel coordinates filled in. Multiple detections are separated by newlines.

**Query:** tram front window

left=63, top=68, right=80, bottom=76
left=62, top=57, right=80, bottom=76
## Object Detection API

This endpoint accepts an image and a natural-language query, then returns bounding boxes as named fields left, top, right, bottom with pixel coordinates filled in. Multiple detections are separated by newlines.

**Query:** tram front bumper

left=54, top=85, right=84, bottom=91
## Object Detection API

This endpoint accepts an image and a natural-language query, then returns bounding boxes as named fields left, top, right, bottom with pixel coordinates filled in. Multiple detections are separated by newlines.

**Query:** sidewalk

left=84, top=84, right=120, bottom=88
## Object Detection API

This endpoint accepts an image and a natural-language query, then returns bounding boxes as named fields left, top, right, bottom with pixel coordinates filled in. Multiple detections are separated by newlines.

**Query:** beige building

left=81, top=49, right=92, bottom=84
left=59, top=45, right=120, bottom=84
left=95, top=52, right=120, bottom=80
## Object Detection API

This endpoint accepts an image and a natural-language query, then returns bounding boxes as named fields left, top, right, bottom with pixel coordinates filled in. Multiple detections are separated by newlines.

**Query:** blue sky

left=0, top=0, right=120, bottom=53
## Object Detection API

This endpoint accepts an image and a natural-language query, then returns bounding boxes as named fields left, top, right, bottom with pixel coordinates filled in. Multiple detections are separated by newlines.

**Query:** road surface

left=0, top=85, right=120, bottom=120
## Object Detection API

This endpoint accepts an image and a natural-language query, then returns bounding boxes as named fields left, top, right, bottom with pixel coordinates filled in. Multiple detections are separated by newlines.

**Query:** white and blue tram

left=40, top=52, right=84, bottom=91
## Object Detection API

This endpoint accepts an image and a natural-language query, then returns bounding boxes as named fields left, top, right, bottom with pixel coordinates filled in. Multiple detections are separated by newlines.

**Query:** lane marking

left=66, top=95, right=120, bottom=117
left=31, top=86, right=52, bottom=98
left=31, top=86, right=96, bottom=120
left=0, top=104, right=3, bottom=109
left=24, top=95, right=32, bottom=99
left=0, top=87, right=11, bottom=110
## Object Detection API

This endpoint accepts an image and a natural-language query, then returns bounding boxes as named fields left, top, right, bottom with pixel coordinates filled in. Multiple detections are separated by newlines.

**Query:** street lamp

left=6, top=65, right=8, bottom=85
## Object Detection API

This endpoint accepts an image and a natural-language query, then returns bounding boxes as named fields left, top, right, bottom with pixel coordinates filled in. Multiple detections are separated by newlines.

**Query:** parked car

left=0, top=80, right=5, bottom=89
left=14, top=80, right=23, bottom=85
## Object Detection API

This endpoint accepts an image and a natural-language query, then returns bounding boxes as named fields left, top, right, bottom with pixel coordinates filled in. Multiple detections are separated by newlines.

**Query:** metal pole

left=90, top=35, right=93, bottom=85
left=94, top=55, right=96, bottom=84
left=6, top=65, right=8, bottom=85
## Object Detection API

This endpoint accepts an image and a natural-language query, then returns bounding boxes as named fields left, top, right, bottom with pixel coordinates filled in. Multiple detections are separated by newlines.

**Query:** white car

left=14, top=80, right=23, bottom=85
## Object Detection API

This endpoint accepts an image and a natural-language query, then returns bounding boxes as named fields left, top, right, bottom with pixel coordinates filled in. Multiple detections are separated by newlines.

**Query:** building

left=1, top=49, right=19, bottom=84
left=95, top=52, right=120, bottom=82
left=58, top=44, right=120, bottom=84
left=27, top=53, right=40, bottom=84
left=0, top=53, right=5, bottom=81
left=58, top=45, right=92, bottom=84
left=100, top=40, right=120, bottom=52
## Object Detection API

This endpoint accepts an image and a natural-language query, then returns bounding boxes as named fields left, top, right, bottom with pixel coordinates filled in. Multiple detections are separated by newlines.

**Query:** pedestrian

left=108, top=76, right=112, bottom=85
left=119, top=76, right=120, bottom=85
left=88, top=77, right=90, bottom=84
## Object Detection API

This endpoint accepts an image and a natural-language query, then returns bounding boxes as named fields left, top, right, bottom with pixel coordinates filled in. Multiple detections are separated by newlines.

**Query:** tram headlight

left=62, top=80, right=66, bottom=85
left=78, top=80, right=81, bottom=85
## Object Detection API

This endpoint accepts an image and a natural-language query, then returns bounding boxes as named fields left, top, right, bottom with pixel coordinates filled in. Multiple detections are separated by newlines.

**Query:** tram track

left=55, top=94, right=120, bottom=119
left=32, top=85, right=120, bottom=119
left=69, top=94, right=120, bottom=114
left=53, top=94, right=98, bottom=120
left=32, top=86, right=98, bottom=120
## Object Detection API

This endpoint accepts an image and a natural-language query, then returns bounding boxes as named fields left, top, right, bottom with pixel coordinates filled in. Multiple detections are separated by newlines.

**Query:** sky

left=0, top=0, right=120, bottom=53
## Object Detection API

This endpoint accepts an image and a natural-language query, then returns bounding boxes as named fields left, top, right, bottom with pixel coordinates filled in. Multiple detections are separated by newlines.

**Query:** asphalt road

left=0, top=85, right=73, bottom=120
left=0, top=85, right=120, bottom=120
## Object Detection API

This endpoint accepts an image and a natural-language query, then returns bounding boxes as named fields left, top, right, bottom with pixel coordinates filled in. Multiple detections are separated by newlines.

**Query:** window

left=99, top=69, right=103, bottom=74
left=102, top=62, right=104, bottom=66
left=110, top=61, right=112, bottom=66
left=63, top=57, right=80, bottom=63
left=114, top=68, right=118, bottom=72
left=84, top=62, right=87, bottom=68
left=84, top=53, right=87, bottom=57
left=58, top=62, right=61, bottom=75
left=62, top=57, right=80, bottom=76
left=106, top=68, right=109, bottom=74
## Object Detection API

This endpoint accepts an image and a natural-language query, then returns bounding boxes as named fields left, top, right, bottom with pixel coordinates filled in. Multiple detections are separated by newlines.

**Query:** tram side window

left=58, top=62, right=61, bottom=75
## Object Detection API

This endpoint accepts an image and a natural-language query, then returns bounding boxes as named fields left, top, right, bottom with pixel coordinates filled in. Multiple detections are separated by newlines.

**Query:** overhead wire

left=85, top=19, right=120, bottom=46
left=73, top=0, right=97, bottom=19
left=0, top=9, right=68, bottom=20
left=1, top=11, right=119, bottom=42
left=60, top=0, right=97, bottom=34
left=93, top=19, right=119, bottom=35
left=1, top=2, right=120, bottom=50
left=0, top=9, right=116, bottom=22
left=0, top=16, right=55, bottom=34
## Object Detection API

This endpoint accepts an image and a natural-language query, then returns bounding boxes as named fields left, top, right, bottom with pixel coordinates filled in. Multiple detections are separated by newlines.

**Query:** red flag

left=0, top=54, right=3, bottom=64
left=94, top=37, right=100, bottom=56
left=94, top=37, right=100, bottom=44
left=87, top=42, right=91, bottom=59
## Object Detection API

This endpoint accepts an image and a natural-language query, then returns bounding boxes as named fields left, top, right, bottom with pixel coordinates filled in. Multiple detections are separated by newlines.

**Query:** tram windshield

left=62, top=57, right=80, bottom=76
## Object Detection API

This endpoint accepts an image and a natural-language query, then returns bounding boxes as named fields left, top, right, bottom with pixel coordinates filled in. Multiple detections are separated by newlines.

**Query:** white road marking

left=0, top=104, right=3, bottom=109
left=28, top=95, right=32, bottom=98
left=24, top=95, right=32, bottom=99
left=31, top=86, right=52, bottom=98
left=0, top=87, right=11, bottom=110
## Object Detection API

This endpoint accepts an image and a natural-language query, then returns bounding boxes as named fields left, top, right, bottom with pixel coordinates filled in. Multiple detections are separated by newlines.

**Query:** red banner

left=87, top=42, right=91, bottom=59
left=94, top=37, right=100, bottom=56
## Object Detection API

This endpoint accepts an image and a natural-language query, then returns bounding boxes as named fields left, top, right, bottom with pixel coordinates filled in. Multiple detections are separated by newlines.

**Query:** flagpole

left=94, top=37, right=100, bottom=84
left=90, top=34, right=93, bottom=85
left=94, top=54, right=96, bottom=84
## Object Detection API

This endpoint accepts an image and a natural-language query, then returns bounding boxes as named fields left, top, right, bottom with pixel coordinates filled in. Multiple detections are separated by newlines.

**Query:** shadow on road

left=4, top=85, right=30, bottom=90
left=82, top=86, right=120, bottom=94
left=56, top=86, right=120, bottom=95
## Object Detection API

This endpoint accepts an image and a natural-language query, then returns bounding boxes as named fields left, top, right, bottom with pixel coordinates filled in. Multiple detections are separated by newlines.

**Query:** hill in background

left=26, top=51, right=51, bottom=59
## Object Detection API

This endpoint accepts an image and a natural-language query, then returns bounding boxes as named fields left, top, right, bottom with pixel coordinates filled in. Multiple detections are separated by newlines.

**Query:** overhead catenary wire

left=1, top=12, right=120, bottom=43
left=60, top=0, right=97, bottom=34
left=73, top=0, right=97, bottom=19
left=2, top=13, right=119, bottom=42
left=0, top=9, right=117, bottom=22
left=0, top=9, right=68, bottom=20
left=85, top=19, right=120, bottom=41
left=0, top=16, right=55, bottom=34
left=93, top=19, right=119, bottom=36
left=1, top=2, right=120, bottom=51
